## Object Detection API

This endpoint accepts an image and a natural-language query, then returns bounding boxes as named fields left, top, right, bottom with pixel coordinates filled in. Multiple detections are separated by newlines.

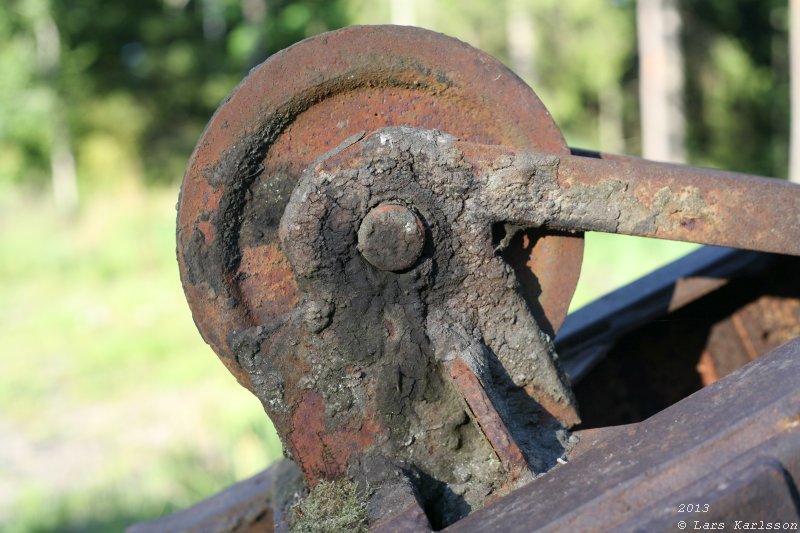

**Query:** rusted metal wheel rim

left=177, top=25, right=584, bottom=390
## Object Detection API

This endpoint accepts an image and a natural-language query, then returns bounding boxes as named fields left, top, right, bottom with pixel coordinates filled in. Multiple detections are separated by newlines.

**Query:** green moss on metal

left=289, top=478, right=368, bottom=533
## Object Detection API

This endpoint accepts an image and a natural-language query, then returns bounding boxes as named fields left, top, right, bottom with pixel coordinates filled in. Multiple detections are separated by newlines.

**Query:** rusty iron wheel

left=176, top=24, right=583, bottom=392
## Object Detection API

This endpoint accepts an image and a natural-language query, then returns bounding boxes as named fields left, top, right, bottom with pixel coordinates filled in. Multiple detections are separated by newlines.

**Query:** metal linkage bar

left=556, top=152, right=800, bottom=256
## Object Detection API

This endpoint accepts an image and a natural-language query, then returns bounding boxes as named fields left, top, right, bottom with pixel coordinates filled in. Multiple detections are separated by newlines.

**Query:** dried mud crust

left=228, top=128, right=578, bottom=527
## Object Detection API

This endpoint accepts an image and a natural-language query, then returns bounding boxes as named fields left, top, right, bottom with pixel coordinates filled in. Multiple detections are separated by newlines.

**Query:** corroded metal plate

left=177, top=25, right=584, bottom=391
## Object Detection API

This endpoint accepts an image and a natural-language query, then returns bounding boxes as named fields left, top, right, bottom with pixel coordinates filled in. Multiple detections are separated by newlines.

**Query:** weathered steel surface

left=451, top=142, right=800, bottom=257
left=447, top=337, right=800, bottom=532
left=178, top=116, right=800, bottom=525
left=134, top=329, right=800, bottom=532
left=147, top=244, right=799, bottom=531
left=446, top=357, right=530, bottom=482
left=700, top=292, right=800, bottom=385
left=357, top=203, right=426, bottom=272
left=387, top=139, right=800, bottom=259
left=369, top=502, right=432, bottom=533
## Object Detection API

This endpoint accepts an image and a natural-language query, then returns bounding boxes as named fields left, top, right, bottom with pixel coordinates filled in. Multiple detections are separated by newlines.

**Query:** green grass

left=0, top=187, right=696, bottom=532
left=0, top=188, right=283, bottom=532
left=570, top=232, right=698, bottom=311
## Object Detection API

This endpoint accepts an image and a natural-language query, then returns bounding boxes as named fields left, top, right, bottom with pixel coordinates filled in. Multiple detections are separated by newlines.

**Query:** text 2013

left=679, top=504, right=711, bottom=513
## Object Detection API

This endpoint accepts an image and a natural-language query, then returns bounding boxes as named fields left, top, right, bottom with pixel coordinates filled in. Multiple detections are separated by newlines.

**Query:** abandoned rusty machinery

left=164, top=26, right=800, bottom=531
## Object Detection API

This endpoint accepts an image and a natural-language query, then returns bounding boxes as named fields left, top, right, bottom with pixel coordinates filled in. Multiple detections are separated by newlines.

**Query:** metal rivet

left=357, top=204, right=425, bottom=272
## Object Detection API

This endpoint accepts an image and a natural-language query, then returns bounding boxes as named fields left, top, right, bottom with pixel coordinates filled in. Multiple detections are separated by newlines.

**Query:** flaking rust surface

left=222, top=128, right=578, bottom=527
left=551, top=179, right=710, bottom=236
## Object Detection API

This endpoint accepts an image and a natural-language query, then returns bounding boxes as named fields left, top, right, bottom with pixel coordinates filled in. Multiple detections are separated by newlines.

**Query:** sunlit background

left=0, top=0, right=792, bottom=530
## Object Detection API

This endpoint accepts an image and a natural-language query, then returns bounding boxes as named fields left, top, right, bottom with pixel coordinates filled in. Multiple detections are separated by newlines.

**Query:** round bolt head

left=357, top=204, right=425, bottom=272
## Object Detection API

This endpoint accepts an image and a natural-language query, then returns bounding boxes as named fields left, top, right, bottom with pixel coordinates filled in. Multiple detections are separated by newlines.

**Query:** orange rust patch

left=288, top=391, right=381, bottom=485
left=524, top=383, right=581, bottom=428
left=238, top=244, right=300, bottom=325
left=196, top=220, right=216, bottom=244
left=696, top=350, right=719, bottom=386
left=780, top=414, right=800, bottom=431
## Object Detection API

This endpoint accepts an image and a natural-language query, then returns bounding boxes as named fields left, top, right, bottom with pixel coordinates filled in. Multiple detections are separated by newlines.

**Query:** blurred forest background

left=0, top=0, right=793, bottom=531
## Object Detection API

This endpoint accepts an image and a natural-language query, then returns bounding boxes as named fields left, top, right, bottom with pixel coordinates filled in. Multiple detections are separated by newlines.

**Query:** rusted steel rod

left=555, top=152, right=800, bottom=256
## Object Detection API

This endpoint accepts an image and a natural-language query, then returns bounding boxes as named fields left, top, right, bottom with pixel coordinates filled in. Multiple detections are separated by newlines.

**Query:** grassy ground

left=0, top=187, right=282, bottom=532
left=570, top=232, right=698, bottom=311
left=0, top=187, right=696, bottom=531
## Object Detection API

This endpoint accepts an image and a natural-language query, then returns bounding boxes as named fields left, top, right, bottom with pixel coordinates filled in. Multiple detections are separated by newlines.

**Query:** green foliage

left=290, top=479, right=368, bottom=533
left=683, top=0, right=789, bottom=177
left=1, top=0, right=349, bottom=190
left=529, top=0, right=636, bottom=148
left=1, top=0, right=792, bottom=192
left=0, top=1, right=55, bottom=186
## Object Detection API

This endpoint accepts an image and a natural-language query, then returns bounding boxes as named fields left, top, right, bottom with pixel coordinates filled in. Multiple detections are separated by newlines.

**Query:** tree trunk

left=637, top=0, right=686, bottom=163
left=390, top=0, right=416, bottom=26
left=790, top=0, right=800, bottom=182
left=35, top=14, right=79, bottom=212
left=242, top=0, right=267, bottom=67
left=505, top=0, right=536, bottom=85
left=202, top=0, right=226, bottom=41
left=51, top=120, right=79, bottom=213
left=598, top=85, right=626, bottom=154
